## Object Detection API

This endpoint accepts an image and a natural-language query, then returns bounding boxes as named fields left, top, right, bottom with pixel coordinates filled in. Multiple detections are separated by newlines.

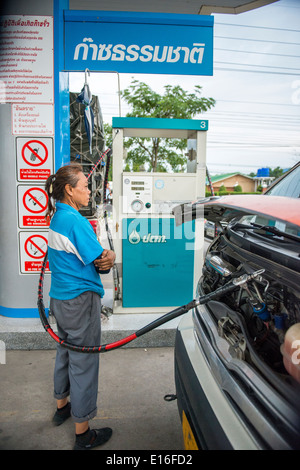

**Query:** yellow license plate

left=182, top=410, right=199, bottom=450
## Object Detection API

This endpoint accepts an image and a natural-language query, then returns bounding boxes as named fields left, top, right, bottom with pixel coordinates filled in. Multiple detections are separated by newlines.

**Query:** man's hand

left=94, top=249, right=116, bottom=270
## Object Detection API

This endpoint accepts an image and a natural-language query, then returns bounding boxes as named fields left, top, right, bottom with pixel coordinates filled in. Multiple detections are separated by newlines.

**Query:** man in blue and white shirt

left=45, top=163, right=115, bottom=450
left=48, top=201, right=105, bottom=300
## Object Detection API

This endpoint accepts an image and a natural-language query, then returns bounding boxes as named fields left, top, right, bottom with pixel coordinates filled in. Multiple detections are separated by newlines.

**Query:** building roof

left=208, top=173, right=253, bottom=183
left=69, top=0, right=278, bottom=16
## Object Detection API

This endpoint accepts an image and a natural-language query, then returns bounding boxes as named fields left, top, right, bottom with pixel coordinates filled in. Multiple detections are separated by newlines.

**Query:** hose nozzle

left=196, top=269, right=265, bottom=306
left=232, top=269, right=265, bottom=287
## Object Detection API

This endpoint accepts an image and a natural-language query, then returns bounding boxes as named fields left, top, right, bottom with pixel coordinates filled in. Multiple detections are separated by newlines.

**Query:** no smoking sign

left=18, top=185, right=49, bottom=228
left=16, top=137, right=53, bottom=181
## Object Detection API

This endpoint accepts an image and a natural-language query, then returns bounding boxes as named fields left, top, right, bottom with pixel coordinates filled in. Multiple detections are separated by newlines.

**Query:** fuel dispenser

left=112, top=117, right=208, bottom=314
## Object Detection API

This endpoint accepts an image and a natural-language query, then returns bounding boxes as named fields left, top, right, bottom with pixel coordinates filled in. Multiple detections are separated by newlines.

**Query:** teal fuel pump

left=111, top=117, right=208, bottom=314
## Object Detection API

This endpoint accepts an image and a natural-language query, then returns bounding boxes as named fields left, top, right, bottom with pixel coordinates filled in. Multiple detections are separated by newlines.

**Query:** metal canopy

left=69, top=0, right=278, bottom=15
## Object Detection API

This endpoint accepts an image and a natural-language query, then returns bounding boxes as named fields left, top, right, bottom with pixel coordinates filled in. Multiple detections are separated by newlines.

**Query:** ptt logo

left=128, top=230, right=167, bottom=245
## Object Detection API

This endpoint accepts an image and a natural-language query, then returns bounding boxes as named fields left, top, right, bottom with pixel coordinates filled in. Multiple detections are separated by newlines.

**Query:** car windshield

left=234, top=214, right=300, bottom=240
left=266, top=164, right=300, bottom=198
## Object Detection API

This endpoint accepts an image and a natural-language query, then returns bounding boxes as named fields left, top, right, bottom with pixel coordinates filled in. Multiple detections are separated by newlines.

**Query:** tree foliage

left=118, top=80, right=215, bottom=172
left=233, top=184, right=242, bottom=193
left=268, top=166, right=284, bottom=179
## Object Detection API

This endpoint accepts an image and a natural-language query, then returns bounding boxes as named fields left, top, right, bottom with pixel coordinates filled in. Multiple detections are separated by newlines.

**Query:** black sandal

left=52, top=402, right=71, bottom=426
left=74, top=427, right=112, bottom=450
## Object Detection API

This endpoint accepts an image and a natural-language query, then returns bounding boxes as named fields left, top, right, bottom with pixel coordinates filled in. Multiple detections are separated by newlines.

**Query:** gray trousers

left=50, top=291, right=101, bottom=423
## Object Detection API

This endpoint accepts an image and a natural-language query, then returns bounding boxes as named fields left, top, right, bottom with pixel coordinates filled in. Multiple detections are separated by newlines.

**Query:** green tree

left=218, top=184, right=227, bottom=195
left=268, top=166, right=284, bottom=179
left=233, top=184, right=242, bottom=193
left=118, top=80, right=215, bottom=172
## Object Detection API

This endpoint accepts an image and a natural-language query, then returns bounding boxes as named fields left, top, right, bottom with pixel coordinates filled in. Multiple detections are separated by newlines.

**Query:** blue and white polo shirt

left=48, top=202, right=104, bottom=300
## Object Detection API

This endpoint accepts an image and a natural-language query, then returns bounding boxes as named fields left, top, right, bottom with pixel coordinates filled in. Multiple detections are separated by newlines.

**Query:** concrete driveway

left=0, top=347, right=183, bottom=451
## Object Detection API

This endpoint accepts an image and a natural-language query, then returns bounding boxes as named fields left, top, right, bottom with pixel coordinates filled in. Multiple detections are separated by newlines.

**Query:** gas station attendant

left=45, top=163, right=115, bottom=450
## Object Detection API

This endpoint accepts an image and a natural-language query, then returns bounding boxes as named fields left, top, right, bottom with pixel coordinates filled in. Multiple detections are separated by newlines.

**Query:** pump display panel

left=122, top=175, right=153, bottom=214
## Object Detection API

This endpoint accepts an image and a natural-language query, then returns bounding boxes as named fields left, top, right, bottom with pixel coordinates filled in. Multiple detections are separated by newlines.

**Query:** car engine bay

left=200, top=219, right=300, bottom=388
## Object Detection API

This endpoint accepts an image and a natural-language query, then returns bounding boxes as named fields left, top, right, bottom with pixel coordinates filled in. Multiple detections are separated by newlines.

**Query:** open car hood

left=173, top=195, right=300, bottom=228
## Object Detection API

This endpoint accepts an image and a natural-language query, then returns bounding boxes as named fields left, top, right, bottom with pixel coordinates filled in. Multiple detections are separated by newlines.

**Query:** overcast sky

left=70, top=0, right=300, bottom=175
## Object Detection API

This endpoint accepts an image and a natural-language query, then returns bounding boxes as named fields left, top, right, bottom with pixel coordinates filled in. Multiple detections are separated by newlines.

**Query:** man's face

left=71, top=172, right=91, bottom=209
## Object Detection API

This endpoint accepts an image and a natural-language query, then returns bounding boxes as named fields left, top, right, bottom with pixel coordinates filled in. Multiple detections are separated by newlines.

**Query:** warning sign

left=0, top=15, right=54, bottom=104
left=18, top=185, right=49, bottom=228
left=19, top=231, right=50, bottom=273
left=16, top=137, right=53, bottom=181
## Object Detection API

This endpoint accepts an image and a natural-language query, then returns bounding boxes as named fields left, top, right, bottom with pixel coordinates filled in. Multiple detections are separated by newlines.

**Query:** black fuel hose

left=37, top=250, right=197, bottom=353
left=37, top=151, right=264, bottom=353
left=38, top=253, right=263, bottom=354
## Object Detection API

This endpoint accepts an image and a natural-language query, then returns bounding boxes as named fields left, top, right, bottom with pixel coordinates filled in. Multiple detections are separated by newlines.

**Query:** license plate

left=182, top=410, right=199, bottom=450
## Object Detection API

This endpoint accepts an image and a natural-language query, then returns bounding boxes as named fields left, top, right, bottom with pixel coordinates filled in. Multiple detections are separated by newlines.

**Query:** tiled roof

left=208, top=173, right=253, bottom=183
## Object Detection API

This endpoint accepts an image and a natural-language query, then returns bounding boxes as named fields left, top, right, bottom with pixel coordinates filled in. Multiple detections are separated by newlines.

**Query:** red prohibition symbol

left=23, top=188, right=48, bottom=214
left=21, top=140, right=48, bottom=167
left=24, top=234, right=48, bottom=259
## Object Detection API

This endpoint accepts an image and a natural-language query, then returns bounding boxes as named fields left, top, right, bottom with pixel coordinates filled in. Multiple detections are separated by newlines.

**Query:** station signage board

left=16, top=136, right=52, bottom=274
left=64, top=11, right=213, bottom=76
left=12, top=104, right=54, bottom=136
left=0, top=15, right=54, bottom=104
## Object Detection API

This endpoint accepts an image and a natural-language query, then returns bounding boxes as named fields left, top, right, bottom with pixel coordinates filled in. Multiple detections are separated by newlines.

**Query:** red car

left=173, top=191, right=300, bottom=450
